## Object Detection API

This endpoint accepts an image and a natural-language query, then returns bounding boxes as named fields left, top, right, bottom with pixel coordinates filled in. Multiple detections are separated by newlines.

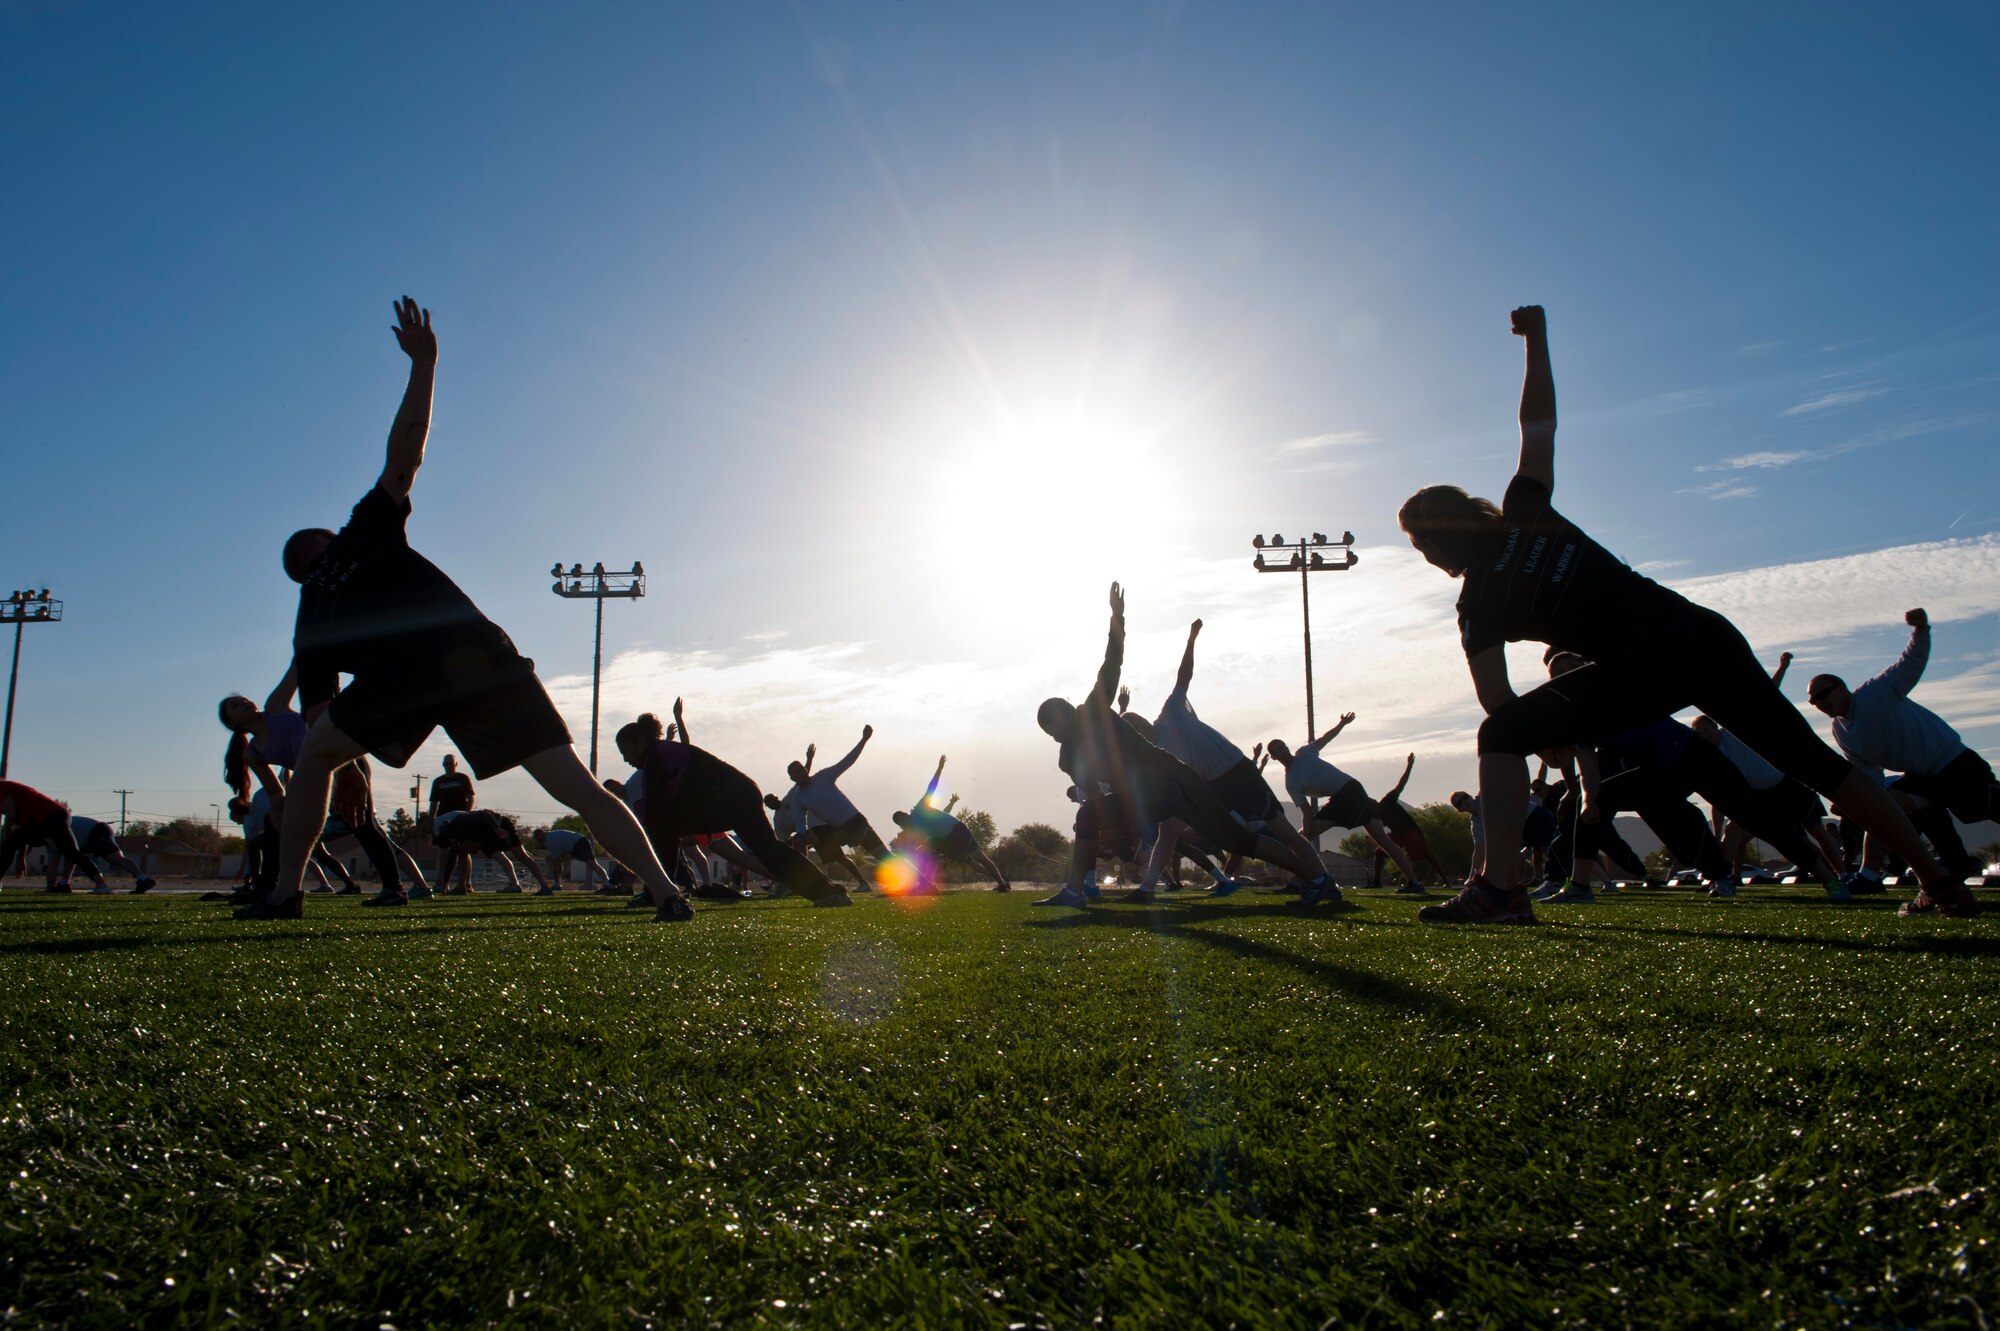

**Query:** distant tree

left=991, top=822, right=1071, bottom=882
left=152, top=817, right=222, bottom=854
left=1409, top=803, right=1473, bottom=878
left=219, top=834, right=246, bottom=855
left=957, top=809, right=998, bottom=850
left=1336, top=829, right=1375, bottom=863
left=551, top=813, right=589, bottom=836
left=122, top=820, right=155, bottom=840
left=1645, top=848, right=1675, bottom=878
left=385, top=807, right=418, bottom=846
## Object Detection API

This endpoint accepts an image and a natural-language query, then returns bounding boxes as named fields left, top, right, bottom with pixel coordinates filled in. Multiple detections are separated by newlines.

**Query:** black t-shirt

left=293, top=486, right=506, bottom=707
left=1455, top=475, right=1676, bottom=660
left=430, top=771, right=475, bottom=815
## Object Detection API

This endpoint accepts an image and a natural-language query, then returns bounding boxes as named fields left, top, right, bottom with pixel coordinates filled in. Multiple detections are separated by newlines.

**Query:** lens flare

left=874, top=849, right=939, bottom=899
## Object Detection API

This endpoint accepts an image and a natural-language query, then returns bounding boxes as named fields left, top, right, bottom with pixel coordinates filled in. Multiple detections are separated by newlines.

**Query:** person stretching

left=615, top=712, right=849, bottom=906
left=1034, top=583, right=1337, bottom=908
left=46, top=815, right=156, bottom=893
left=1808, top=609, right=1999, bottom=887
left=431, top=810, right=549, bottom=893
left=1266, top=715, right=1422, bottom=899
left=1397, top=304, right=1965, bottom=923
left=0, top=782, right=128, bottom=894
left=1151, top=618, right=1332, bottom=897
left=542, top=828, right=609, bottom=893
left=253, top=296, right=687, bottom=921
left=889, top=755, right=1011, bottom=891
left=786, top=727, right=890, bottom=892
left=1366, top=755, right=1450, bottom=891
left=428, top=753, right=477, bottom=893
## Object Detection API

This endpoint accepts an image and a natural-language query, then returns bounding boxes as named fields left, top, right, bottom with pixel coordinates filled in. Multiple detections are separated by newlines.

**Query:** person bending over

left=431, top=810, right=549, bottom=894
left=1266, top=715, right=1422, bottom=899
left=46, top=815, right=155, bottom=893
left=1397, top=305, right=1965, bottom=924
left=785, top=727, right=889, bottom=892
left=252, top=296, right=687, bottom=921
left=0, top=782, right=121, bottom=894
left=1366, top=754, right=1450, bottom=892
left=1808, top=609, right=1998, bottom=886
left=889, top=754, right=1011, bottom=892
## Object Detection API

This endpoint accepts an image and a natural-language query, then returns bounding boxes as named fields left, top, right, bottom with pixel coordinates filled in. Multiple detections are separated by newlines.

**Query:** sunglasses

left=1808, top=688, right=1835, bottom=705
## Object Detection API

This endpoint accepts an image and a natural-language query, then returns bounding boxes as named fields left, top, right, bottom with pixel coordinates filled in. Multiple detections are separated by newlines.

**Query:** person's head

left=614, top=713, right=665, bottom=767
left=1266, top=739, right=1295, bottom=767
left=1036, top=698, right=1078, bottom=743
left=1691, top=715, right=1721, bottom=742
left=1807, top=674, right=1851, bottom=718
left=1449, top=790, right=1474, bottom=814
left=891, top=810, right=911, bottom=829
left=442, top=755, right=458, bottom=774
left=1397, top=485, right=1503, bottom=576
left=1546, top=651, right=1587, bottom=678
left=763, top=793, right=781, bottom=812
left=218, top=694, right=259, bottom=733
left=281, top=528, right=336, bottom=583
left=786, top=760, right=808, bottom=784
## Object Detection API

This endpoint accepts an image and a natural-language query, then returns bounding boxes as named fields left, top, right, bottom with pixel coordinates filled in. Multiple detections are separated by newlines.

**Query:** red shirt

left=0, top=780, right=66, bottom=825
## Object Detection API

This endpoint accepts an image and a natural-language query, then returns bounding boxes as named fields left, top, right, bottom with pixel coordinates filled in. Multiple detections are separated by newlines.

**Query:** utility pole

left=0, top=588, right=62, bottom=780
left=550, top=561, right=646, bottom=774
left=113, top=789, right=133, bottom=833
left=1251, top=532, right=1357, bottom=847
left=409, top=774, right=425, bottom=826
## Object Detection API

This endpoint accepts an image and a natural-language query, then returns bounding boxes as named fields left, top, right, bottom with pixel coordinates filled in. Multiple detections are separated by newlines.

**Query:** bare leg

left=392, top=843, right=427, bottom=891
left=1364, top=820, right=1420, bottom=883
left=1477, top=753, right=1530, bottom=891
left=510, top=848, right=550, bottom=892
left=271, top=719, right=368, bottom=903
left=1829, top=770, right=1952, bottom=889
left=519, top=744, right=683, bottom=907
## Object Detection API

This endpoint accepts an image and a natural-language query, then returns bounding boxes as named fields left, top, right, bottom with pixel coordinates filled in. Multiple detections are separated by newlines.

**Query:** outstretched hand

left=1509, top=305, right=1546, bottom=339
left=1109, top=581, right=1124, bottom=616
left=1340, top=711, right=1357, bottom=725
left=1905, top=608, right=1928, bottom=628
left=862, top=724, right=874, bottom=740
left=1778, top=651, right=1794, bottom=665
left=1189, top=618, right=1203, bottom=637
left=392, top=296, right=436, bottom=366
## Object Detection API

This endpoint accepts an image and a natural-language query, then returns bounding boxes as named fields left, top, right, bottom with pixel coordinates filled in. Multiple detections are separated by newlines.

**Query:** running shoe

left=1417, top=878, right=1536, bottom=925
left=44, top=882, right=72, bottom=893
left=653, top=894, right=696, bottom=923
left=407, top=884, right=434, bottom=901
left=1707, top=882, right=1737, bottom=900
left=363, top=890, right=408, bottom=907
left=1081, top=882, right=1103, bottom=902
left=594, top=883, right=626, bottom=896
left=198, top=889, right=232, bottom=902
left=1597, top=882, right=1622, bottom=894
left=1898, top=888, right=1981, bottom=919
left=993, top=881, right=1012, bottom=893
left=234, top=892, right=303, bottom=921
left=337, top=883, right=363, bottom=896
left=1529, top=880, right=1567, bottom=903
left=1822, top=879, right=1852, bottom=902
left=1207, top=878, right=1242, bottom=898
left=90, top=884, right=116, bottom=894
left=1116, top=887, right=1157, bottom=904
left=496, top=884, right=523, bottom=895
left=1033, top=886, right=1089, bottom=908
left=132, top=877, right=156, bottom=894
left=1546, top=882, right=1597, bottom=904
left=1297, top=878, right=1345, bottom=906
left=813, top=891, right=854, bottom=908
left=1841, top=871, right=1887, bottom=895
left=309, top=884, right=333, bottom=894
left=1394, top=883, right=1428, bottom=896
left=626, top=891, right=651, bottom=908
left=534, top=885, right=557, bottom=896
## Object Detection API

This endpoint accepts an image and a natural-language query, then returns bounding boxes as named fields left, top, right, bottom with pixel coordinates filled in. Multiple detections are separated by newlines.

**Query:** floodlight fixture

left=549, top=560, right=647, bottom=773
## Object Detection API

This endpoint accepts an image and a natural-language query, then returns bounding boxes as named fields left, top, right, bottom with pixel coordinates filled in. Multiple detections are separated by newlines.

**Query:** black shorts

left=1208, top=758, right=1283, bottom=824
left=1734, top=779, right=1823, bottom=840
left=1074, top=796, right=1141, bottom=861
left=1311, top=779, right=1377, bottom=830
left=328, top=640, right=570, bottom=780
left=1894, top=749, right=1999, bottom=826
left=434, top=810, right=519, bottom=856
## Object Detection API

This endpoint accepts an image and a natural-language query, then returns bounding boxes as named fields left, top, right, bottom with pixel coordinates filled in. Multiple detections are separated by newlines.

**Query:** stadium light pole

left=0, top=588, right=63, bottom=780
left=550, top=561, right=646, bottom=774
left=1251, top=534, right=1356, bottom=850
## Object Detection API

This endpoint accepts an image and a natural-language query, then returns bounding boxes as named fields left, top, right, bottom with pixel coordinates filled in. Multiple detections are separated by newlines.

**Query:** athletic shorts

left=1894, top=749, right=1999, bottom=826
left=1074, top=796, right=1141, bottom=862
left=1522, top=804, right=1560, bottom=851
left=77, top=823, right=120, bottom=859
left=1208, top=758, right=1283, bottom=824
left=1311, top=779, right=1377, bottom=830
left=1735, top=779, right=1823, bottom=839
left=326, top=640, right=570, bottom=780
left=1389, top=823, right=1435, bottom=860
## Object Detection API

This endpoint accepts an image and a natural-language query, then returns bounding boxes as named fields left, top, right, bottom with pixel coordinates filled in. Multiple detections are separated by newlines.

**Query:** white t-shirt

left=1284, top=739, right=1356, bottom=805
left=798, top=772, right=860, bottom=826
left=1716, top=732, right=1784, bottom=792
left=544, top=829, right=591, bottom=860
left=1152, top=688, right=1247, bottom=782
left=70, top=815, right=104, bottom=845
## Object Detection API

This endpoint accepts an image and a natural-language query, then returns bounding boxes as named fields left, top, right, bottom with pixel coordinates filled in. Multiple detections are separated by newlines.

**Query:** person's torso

left=1152, top=692, right=1245, bottom=781
left=431, top=772, right=475, bottom=813
left=1285, top=748, right=1353, bottom=801
left=251, top=711, right=309, bottom=770
left=1838, top=686, right=1965, bottom=776
left=801, top=770, right=860, bottom=823
left=1716, top=732, right=1784, bottom=791
left=544, top=829, right=586, bottom=858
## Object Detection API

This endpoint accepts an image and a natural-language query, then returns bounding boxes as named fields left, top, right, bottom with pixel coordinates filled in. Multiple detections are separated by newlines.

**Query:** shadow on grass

left=1579, top=920, right=2000, bottom=960
left=1025, top=904, right=1482, bottom=1024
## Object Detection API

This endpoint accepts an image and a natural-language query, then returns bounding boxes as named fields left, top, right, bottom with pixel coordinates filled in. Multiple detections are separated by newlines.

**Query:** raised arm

left=823, top=726, right=873, bottom=781
left=1771, top=651, right=1793, bottom=689
left=672, top=697, right=688, bottom=746
left=802, top=743, right=815, bottom=777
left=378, top=296, right=437, bottom=502
left=1385, top=752, right=1415, bottom=803
left=1311, top=711, right=1357, bottom=748
left=1512, top=305, right=1555, bottom=492
left=1878, top=609, right=1931, bottom=697
left=1089, top=582, right=1126, bottom=706
left=264, top=662, right=300, bottom=716
left=1175, top=618, right=1202, bottom=694
left=922, top=755, right=946, bottom=806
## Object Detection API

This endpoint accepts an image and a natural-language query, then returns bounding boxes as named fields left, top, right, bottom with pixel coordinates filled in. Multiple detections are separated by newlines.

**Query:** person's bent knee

left=1476, top=710, right=1538, bottom=757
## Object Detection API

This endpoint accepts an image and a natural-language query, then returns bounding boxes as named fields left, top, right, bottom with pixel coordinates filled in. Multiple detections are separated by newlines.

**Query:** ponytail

left=224, top=732, right=251, bottom=800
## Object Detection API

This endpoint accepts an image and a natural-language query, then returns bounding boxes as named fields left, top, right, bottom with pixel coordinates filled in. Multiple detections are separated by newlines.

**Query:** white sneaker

left=1708, top=881, right=1738, bottom=899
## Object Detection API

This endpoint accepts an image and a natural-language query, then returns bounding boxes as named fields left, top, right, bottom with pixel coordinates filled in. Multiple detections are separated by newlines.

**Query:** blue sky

left=2, top=3, right=1995, bottom=837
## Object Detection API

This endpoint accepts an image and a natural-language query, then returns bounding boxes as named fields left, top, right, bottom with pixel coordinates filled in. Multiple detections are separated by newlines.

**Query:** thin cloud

left=1679, top=479, right=1760, bottom=500
left=1275, top=430, right=1376, bottom=455
left=1781, top=385, right=1887, bottom=416
left=1635, top=558, right=1690, bottom=573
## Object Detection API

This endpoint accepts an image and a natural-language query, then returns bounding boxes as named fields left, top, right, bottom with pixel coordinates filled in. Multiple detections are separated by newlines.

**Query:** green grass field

left=2, top=885, right=1995, bottom=1329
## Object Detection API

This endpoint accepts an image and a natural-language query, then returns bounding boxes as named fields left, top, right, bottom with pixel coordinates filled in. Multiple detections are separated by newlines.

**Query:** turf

left=1, top=886, right=1995, bottom=1330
